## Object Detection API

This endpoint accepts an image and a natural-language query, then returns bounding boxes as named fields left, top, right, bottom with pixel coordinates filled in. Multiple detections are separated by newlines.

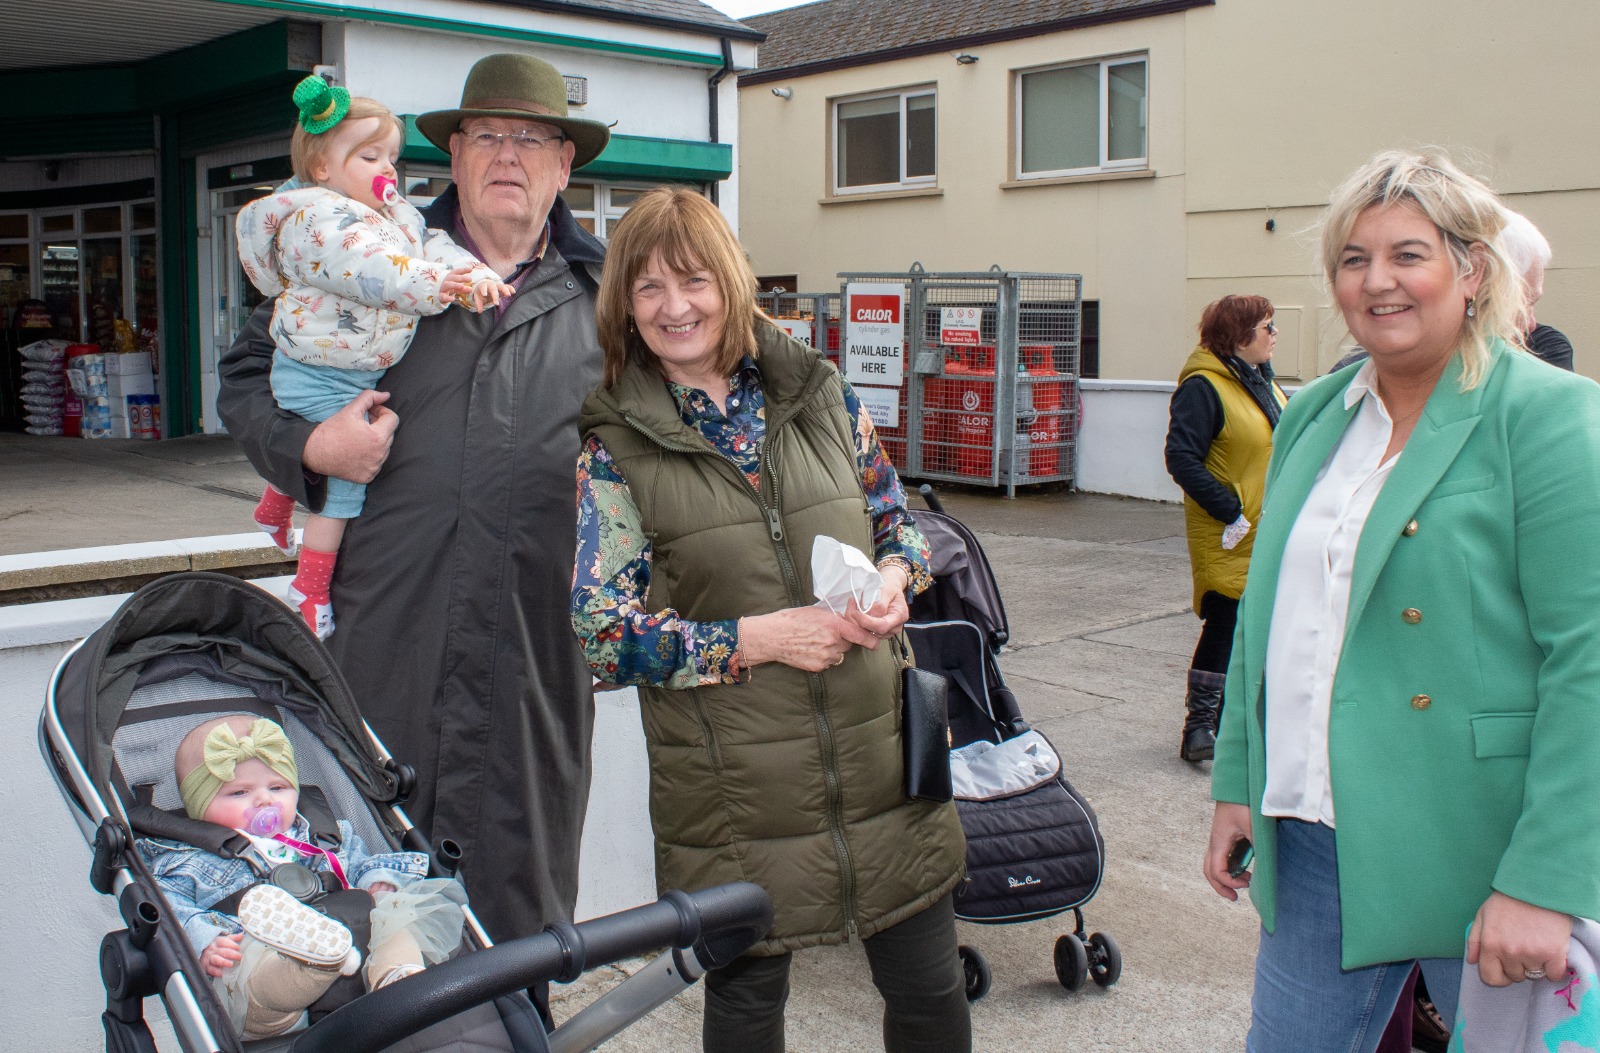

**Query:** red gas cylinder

left=61, top=343, right=99, bottom=438
left=825, top=320, right=841, bottom=367
left=1020, top=344, right=1063, bottom=476
left=952, top=346, right=996, bottom=477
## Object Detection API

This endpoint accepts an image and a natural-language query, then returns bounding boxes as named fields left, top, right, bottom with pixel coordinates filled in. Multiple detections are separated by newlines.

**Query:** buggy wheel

left=1087, top=931, right=1122, bottom=987
left=1054, top=933, right=1089, bottom=992
left=958, top=945, right=991, bottom=1002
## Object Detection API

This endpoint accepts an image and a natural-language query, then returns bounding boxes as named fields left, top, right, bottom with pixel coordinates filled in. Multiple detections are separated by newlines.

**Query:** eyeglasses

left=1258, top=322, right=1278, bottom=335
left=459, top=130, right=566, bottom=153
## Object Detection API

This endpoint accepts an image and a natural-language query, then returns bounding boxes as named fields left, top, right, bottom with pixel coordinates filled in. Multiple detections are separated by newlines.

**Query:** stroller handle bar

left=291, top=881, right=773, bottom=1053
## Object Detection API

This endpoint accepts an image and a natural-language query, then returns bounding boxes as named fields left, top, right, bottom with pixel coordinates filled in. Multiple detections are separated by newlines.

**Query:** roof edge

left=740, top=0, right=1210, bottom=86
left=487, top=0, right=766, bottom=42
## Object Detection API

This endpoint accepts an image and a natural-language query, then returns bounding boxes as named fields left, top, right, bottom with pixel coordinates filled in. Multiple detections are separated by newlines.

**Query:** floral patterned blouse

left=573, top=357, right=933, bottom=688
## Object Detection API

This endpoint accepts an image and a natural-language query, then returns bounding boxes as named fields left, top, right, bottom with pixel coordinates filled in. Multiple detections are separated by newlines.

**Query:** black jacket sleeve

left=215, top=300, right=327, bottom=511
left=1529, top=324, right=1575, bottom=372
left=1165, top=377, right=1242, bottom=524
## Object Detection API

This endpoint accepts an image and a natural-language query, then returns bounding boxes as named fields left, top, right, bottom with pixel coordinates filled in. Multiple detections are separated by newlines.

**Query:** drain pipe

left=707, top=36, right=734, bottom=205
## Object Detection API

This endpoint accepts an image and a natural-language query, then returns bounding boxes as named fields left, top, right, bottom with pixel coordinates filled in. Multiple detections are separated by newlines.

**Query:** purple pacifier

left=244, top=805, right=282, bottom=837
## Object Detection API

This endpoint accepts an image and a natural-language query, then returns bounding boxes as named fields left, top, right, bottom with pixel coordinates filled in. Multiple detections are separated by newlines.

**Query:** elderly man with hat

left=218, top=52, right=610, bottom=999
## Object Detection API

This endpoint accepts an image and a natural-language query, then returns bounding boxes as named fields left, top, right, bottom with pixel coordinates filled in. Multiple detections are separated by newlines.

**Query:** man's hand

left=301, top=389, right=398, bottom=484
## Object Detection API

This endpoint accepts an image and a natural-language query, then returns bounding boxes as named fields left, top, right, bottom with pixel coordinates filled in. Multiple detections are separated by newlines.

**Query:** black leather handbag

left=902, top=664, right=953, bottom=803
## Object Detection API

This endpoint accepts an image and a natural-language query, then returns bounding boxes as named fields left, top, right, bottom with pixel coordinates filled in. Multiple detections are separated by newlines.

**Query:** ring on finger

left=1524, top=968, right=1547, bottom=980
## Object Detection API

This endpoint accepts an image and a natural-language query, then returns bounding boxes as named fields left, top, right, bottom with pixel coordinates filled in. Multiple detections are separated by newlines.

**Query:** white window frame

left=398, top=164, right=656, bottom=238
left=1014, top=54, right=1148, bottom=180
left=5, top=200, right=159, bottom=340
left=831, top=87, right=937, bottom=195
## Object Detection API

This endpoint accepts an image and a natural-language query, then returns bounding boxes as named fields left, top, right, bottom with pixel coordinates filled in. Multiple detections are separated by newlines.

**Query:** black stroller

left=905, top=488, right=1119, bottom=1001
left=39, top=571, right=771, bottom=1053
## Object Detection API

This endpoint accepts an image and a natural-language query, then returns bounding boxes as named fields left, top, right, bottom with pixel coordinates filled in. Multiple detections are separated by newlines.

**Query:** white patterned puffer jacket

left=237, top=182, right=498, bottom=371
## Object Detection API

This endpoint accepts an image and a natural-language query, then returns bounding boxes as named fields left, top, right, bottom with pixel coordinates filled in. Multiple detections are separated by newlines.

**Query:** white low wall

left=1077, top=379, right=1183, bottom=502
left=3, top=561, right=655, bottom=1051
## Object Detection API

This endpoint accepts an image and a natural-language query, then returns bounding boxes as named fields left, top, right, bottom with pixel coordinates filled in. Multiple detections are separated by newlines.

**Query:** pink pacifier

left=243, top=805, right=283, bottom=837
left=372, top=175, right=401, bottom=206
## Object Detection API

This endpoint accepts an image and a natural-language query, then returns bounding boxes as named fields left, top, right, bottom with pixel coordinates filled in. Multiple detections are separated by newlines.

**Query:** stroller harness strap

left=271, top=833, right=351, bottom=889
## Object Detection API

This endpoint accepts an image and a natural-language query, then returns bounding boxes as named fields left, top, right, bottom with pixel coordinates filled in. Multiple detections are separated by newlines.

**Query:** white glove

left=1221, top=515, right=1251, bottom=551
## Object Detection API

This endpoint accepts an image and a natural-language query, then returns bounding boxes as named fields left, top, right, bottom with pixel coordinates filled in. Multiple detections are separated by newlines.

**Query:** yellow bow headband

left=178, top=718, right=299, bottom=822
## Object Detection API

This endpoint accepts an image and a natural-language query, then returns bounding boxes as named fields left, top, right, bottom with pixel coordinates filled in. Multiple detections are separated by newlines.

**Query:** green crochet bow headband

left=178, top=717, right=300, bottom=821
left=294, top=74, right=350, bottom=135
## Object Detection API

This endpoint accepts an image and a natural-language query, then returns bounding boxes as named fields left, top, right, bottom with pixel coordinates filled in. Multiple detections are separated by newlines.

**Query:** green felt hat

left=293, top=75, right=350, bottom=135
left=415, top=53, right=611, bottom=169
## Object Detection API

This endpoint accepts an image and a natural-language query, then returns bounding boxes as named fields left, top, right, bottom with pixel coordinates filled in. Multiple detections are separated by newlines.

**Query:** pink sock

left=254, top=487, right=297, bottom=555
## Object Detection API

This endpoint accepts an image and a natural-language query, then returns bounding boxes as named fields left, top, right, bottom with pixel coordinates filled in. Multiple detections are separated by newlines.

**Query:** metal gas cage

left=758, top=290, right=844, bottom=366
left=838, top=265, right=1082, bottom=497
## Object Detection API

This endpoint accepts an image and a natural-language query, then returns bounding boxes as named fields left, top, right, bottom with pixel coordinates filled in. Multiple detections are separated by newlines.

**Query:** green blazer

left=1212, top=340, right=1600, bottom=968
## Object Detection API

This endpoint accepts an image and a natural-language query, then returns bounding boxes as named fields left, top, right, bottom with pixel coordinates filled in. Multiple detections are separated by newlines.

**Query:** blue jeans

left=1248, top=819, right=1462, bottom=1053
left=270, top=350, right=383, bottom=520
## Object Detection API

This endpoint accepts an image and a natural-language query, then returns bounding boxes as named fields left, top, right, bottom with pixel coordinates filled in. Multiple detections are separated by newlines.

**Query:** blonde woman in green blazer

left=1202, top=150, right=1600, bottom=1052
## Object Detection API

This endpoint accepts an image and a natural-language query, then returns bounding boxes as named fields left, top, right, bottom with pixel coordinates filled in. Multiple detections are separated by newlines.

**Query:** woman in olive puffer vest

left=571, top=188, right=969, bottom=1053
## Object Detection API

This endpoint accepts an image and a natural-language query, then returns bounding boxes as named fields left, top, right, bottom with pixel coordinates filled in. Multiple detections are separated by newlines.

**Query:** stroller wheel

left=1087, top=931, right=1122, bottom=987
left=1053, top=933, right=1089, bottom=992
left=958, top=944, right=991, bottom=1002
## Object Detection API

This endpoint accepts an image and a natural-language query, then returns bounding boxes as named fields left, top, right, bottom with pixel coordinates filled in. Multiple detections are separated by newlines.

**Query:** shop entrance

left=196, top=150, right=289, bottom=432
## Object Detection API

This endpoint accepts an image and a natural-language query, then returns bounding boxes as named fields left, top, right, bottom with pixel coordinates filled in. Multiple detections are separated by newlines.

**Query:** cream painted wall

left=739, top=1, right=1599, bottom=397
left=738, top=13, right=1192, bottom=381
left=1182, top=0, right=1600, bottom=210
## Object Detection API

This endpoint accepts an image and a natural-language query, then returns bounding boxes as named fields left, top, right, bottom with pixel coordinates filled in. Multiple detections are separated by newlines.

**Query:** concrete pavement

left=0, top=432, right=1259, bottom=1051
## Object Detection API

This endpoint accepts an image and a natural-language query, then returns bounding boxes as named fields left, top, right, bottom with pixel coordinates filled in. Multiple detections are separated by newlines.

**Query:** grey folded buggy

left=906, top=489, right=1119, bottom=1001
left=40, top=570, right=770, bottom=1053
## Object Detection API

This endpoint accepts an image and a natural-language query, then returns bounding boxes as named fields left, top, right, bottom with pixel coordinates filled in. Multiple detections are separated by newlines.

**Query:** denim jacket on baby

left=135, top=816, right=430, bottom=954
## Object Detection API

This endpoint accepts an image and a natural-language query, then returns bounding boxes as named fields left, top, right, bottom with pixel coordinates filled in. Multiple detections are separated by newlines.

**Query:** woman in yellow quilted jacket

left=1163, top=295, right=1287, bottom=761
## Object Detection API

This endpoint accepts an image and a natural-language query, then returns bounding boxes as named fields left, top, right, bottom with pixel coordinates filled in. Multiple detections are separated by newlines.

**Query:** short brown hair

left=595, top=187, right=759, bottom=388
left=1198, top=295, right=1273, bottom=356
left=291, top=97, right=404, bottom=185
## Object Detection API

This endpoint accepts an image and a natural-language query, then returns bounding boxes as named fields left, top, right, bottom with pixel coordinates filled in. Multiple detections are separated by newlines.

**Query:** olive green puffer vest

left=579, top=323, right=966, bottom=954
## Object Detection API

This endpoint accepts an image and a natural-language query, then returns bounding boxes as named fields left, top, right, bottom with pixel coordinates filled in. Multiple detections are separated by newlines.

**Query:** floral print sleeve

left=839, top=378, right=934, bottom=596
left=572, top=435, right=741, bottom=687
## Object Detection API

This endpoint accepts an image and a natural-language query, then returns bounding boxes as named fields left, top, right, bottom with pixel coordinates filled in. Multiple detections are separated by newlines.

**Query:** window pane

left=1021, top=66, right=1099, bottom=173
left=400, top=176, right=451, bottom=206
left=1108, top=61, right=1147, bottom=161
left=0, top=213, right=27, bottom=238
left=131, top=233, right=159, bottom=332
left=564, top=183, right=595, bottom=210
left=130, top=202, right=156, bottom=230
left=906, top=94, right=935, bottom=178
left=608, top=188, right=644, bottom=209
left=84, top=206, right=122, bottom=234
left=41, top=212, right=75, bottom=235
left=1, top=242, right=31, bottom=323
left=41, top=242, right=81, bottom=339
left=83, top=238, right=124, bottom=349
left=837, top=97, right=901, bottom=187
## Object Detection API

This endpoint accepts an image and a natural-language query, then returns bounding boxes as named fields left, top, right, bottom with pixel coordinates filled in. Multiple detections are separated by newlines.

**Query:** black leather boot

left=1181, top=669, right=1225, bottom=762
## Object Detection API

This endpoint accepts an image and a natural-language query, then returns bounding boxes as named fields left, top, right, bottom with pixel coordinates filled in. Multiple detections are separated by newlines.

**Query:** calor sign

left=843, top=282, right=905, bottom=388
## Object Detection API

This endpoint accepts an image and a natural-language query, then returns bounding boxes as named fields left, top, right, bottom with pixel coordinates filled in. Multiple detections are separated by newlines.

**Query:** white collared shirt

left=1261, top=360, right=1403, bottom=827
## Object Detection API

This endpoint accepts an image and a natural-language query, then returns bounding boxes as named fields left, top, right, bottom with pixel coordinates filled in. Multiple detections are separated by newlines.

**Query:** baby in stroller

left=136, top=715, right=466, bottom=1040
